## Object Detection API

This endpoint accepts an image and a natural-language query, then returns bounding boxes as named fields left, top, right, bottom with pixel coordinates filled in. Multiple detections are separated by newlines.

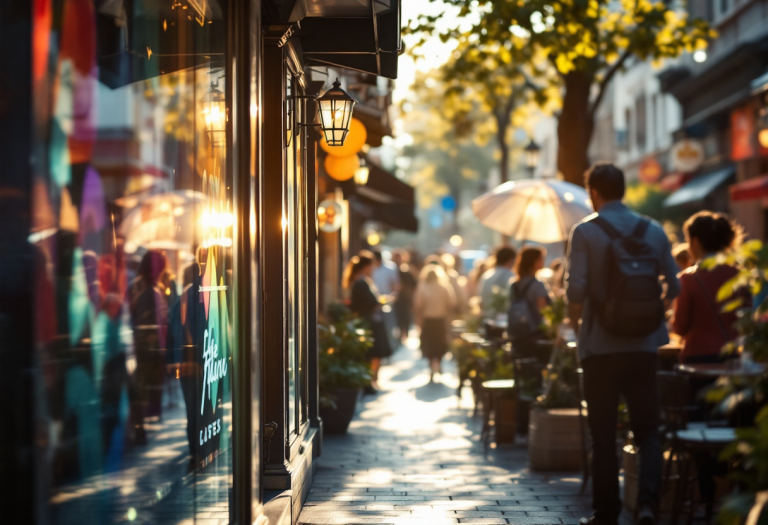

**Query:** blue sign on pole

left=440, top=195, right=456, bottom=212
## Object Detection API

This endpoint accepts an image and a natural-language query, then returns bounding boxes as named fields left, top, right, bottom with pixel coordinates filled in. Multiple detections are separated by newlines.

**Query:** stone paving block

left=453, top=510, right=505, bottom=517
left=457, top=519, right=508, bottom=524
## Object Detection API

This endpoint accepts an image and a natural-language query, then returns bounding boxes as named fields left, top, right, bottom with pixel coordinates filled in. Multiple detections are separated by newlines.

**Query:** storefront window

left=32, top=1, right=234, bottom=523
left=286, top=72, right=298, bottom=435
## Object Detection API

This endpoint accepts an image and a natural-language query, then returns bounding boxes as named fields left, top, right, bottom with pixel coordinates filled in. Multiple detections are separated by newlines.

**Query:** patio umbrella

left=119, top=190, right=209, bottom=253
left=471, top=179, right=593, bottom=244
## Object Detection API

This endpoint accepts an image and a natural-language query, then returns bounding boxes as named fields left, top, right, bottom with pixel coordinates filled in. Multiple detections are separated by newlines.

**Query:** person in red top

left=673, top=211, right=748, bottom=364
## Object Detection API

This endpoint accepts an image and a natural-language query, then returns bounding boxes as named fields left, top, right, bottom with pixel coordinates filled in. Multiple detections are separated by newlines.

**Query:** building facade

left=661, top=0, right=768, bottom=233
left=1, top=1, right=403, bottom=524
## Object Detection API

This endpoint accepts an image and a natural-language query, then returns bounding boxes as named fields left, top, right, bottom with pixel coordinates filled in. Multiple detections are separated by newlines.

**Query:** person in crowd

left=465, top=258, right=488, bottom=300
left=670, top=211, right=747, bottom=515
left=128, top=249, right=171, bottom=444
left=372, top=250, right=400, bottom=349
left=392, top=249, right=417, bottom=344
left=479, top=246, right=517, bottom=317
left=672, top=212, right=746, bottom=364
left=672, top=242, right=693, bottom=271
left=441, top=253, right=467, bottom=316
left=566, top=163, right=680, bottom=525
left=508, top=246, right=552, bottom=362
left=344, top=251, right=392, bottom=393
left=413, top=263, right=456, bottom=382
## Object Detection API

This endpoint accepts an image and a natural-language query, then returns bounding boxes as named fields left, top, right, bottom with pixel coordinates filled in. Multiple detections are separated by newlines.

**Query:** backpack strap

left=590, top=215, right=622, bottom=239
left=592, top=215, right=650, bottom=240
left=631, top=218, right=650, bottom=239
left=511, top=278, right=536, bottom=300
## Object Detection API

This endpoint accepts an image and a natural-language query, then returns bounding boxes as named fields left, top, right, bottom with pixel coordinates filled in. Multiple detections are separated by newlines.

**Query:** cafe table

left=674, top=361, right=767, bottom=378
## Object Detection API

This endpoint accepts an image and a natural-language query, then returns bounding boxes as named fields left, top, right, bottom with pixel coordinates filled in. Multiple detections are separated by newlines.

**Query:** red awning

left=730, top=175, right=768, bottom=202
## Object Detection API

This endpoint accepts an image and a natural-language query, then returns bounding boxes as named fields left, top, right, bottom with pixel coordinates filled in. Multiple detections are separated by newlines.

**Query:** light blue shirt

left=565, top=201, right=680, bottom=360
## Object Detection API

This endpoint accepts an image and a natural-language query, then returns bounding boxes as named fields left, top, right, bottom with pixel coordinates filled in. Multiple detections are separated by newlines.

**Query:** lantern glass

left=202, top=82, right=226, bottom=146
left=316, top=79, right=356, bottom=146
left=524, top=139, right=541, bottom=170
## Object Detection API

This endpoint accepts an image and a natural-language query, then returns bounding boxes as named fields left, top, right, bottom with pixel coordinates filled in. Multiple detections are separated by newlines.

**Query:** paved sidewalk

left=299, top=340, right=630, bottom=525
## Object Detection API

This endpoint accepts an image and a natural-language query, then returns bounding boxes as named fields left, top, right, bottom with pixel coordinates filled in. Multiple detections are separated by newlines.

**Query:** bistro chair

left=657, top=371, right=735, bottom=525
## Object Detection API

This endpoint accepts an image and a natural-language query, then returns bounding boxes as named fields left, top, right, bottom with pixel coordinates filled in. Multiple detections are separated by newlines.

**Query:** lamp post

left=202, top=80, right=226, bottom=147
left=524, top=138, right=541, bottom=176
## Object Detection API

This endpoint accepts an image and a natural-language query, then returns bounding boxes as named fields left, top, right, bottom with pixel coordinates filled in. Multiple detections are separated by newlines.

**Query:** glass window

left=33, top=1, right=234, bottom=523
left=285, top=72, right=297, bottom=435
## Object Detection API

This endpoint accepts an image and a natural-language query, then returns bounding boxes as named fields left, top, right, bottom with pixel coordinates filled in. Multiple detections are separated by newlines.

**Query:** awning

left=346, top=159, right=417, bottom=232
left=96, top=0, right=226, bottom=88
left=354, top=104, right=392, bottom=148
left=296, top=0, right=401, bottom=79
left=659, top=172, right=692, bottom=193
left=731, top=174, right=768, bottom=202
left=663, top=166, right=735, bottom=209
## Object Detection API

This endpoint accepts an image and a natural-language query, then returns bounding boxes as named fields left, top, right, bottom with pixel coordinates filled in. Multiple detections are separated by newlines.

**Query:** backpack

left=590, top=216, right=665, bottom=337
left=507, top=279, right=538, bottom=341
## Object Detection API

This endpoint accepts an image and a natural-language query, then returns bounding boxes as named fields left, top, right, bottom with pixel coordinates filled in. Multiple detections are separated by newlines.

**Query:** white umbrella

left=119, top=190, right=209, bottom=253
left=471, top=179, right=593, bottom=243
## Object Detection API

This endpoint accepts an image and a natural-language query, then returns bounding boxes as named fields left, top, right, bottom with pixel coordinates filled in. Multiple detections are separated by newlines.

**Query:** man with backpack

left=566, top=163, right=680, bottom=525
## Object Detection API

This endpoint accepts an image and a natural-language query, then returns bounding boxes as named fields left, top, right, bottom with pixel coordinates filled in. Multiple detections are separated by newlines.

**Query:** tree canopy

left=409, top=0, right=715, bottom=184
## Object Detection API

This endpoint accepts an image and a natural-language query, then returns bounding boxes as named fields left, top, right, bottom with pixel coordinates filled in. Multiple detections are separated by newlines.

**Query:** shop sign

left=731, top=105, right=756, bottom=161
left=670, top=139, right=704, bottom=173
left=638, top=157, right=663, bottom=184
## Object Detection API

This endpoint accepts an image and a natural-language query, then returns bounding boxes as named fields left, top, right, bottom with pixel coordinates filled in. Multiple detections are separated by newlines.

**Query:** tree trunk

left=496, top=114, right=510, bottom=185
left=557, top=71, right=595, bottom=187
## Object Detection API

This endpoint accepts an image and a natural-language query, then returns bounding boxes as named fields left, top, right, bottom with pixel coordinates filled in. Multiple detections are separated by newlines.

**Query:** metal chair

left=657, top=371, right=735, bottom=525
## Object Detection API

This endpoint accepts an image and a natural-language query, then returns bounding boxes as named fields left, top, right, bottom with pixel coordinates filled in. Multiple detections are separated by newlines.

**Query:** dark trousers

left=582, top=352, right=662, bottom=521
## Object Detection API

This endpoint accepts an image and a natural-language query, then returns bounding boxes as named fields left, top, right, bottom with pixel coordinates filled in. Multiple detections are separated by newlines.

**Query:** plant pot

left=495, top=397, right=517, bottom=443
left=528, top=408, right=586, bottom=471
left=320, top=388, right=360, bottom=434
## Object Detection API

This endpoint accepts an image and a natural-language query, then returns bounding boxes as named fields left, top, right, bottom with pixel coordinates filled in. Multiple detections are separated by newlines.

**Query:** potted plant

left=692, top=240, right=768, bottom=525
left=318, top=304, right=372, bottom=434
left=529, top=302, right=586, bottom=470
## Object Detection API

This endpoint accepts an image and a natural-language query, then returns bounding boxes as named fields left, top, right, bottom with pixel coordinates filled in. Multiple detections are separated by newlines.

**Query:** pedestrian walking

left=478, top=245, right=517, bottom=318
left=507, top=246, right=552, bottom=363
left=465, top=258, right=488, bottom=300
left=372, top=250, right=400, bottom=350
left=392, top=249, right=417, bottom=344
left=413, top=263, right=456, bottom=383
left=344, top=251, right=392, bottom=393
left=566, top=163, right=680, bottom=525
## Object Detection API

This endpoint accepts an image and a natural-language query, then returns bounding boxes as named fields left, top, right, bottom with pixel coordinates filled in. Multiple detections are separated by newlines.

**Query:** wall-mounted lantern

left=354, top=161, right=370, bottom=186
left=308, top=79, right=357, bottom=146
left=202, top=80, right=226, bottom=147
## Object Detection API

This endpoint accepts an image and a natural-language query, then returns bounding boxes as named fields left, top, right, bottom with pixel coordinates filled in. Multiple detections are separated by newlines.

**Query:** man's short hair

left=371, top=250, right=383, bottom=262
left=494, top=246, right=517, bottom=267
left=584, top=162, right=625, bottom=201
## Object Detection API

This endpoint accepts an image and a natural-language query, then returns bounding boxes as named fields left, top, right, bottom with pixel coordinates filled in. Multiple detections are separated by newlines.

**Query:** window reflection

left=32, top=1, right=233, bottom=523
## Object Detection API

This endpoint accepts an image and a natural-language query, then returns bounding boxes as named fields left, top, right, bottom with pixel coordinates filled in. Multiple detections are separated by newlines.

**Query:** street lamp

left=524, top=138, right=541, bottom=175
left=202, top=80, right=226, bottom=147
left=316, top=79, right=357, bottom=146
